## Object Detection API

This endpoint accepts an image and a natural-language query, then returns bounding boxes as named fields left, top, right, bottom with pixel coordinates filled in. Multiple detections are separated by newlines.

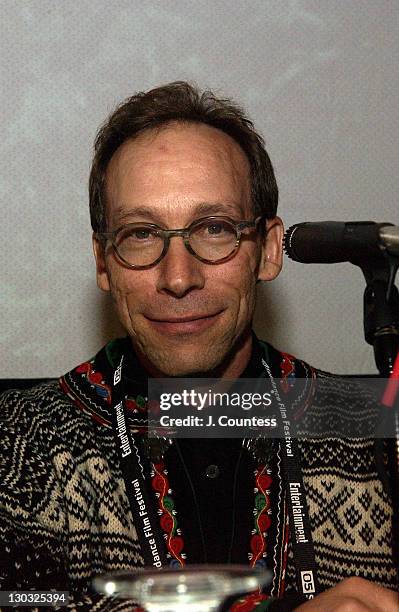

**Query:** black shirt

left=164, top=338, right=270, bottom=564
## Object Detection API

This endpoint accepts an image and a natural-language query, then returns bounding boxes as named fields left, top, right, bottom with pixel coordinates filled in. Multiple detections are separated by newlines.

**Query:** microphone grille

left=283, top=224, right=300, bottom=260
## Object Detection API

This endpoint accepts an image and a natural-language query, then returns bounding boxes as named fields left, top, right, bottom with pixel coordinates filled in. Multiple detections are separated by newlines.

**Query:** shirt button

left=205, top=464, right=220, bottom=479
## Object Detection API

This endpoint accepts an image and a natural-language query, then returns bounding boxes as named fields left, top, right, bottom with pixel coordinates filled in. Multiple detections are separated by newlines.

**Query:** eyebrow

left=114, top=206, right=163, bottom=224
left=194, top=202, right=246, bottom=217
left=114, top=202, right=247, bottom=225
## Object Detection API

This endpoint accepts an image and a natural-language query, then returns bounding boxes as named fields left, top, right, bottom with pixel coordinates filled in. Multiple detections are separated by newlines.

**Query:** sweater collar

left=60, top=335, right=289, bottom=429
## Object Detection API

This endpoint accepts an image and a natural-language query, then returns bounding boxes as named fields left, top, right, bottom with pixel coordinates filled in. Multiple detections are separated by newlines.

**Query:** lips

left=145, top=312, right=222, bottom=335
left=149, top=314, right=216, bottom=323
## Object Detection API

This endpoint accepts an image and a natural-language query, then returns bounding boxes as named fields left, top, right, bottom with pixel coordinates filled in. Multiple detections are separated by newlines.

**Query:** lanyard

left=110, top=352, right=320, bottom=597
left=262, top=359, right=319, bottom=600
left=110, top=356, right=169, bottom=568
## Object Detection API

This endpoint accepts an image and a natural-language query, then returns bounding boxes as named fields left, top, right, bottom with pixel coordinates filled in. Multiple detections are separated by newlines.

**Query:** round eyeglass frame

left=95, top=215, right=264, bottom=269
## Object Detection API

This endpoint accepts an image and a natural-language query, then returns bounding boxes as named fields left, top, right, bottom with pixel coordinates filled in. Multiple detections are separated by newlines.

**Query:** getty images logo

left=300, top=570, right=315, bottom=598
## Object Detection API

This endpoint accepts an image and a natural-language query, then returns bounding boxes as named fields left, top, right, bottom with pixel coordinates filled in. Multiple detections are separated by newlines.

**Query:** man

left=1, top=82, right=398, bottom=610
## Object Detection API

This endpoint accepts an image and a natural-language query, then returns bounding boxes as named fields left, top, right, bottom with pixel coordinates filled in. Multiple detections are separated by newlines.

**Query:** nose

left=156, top=235, right=205, bottom=298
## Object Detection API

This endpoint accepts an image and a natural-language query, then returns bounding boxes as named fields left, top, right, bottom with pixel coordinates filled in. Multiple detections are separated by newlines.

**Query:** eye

left=116, top=225, right=161, bottom=250
left=131, top=229, right=152, bottom=240
left=198, top=219, right=235, bottom=239
left=121, top=226, right=158, bottom=242
left=206, top=222, right=225, bottom=235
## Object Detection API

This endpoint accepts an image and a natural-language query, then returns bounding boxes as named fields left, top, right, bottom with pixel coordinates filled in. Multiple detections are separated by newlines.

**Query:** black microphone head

left=283, top=224, right=303, bottom=262
left=284, top=221, right=385, bottom=264
left=283, top=222, right=346, bottom=263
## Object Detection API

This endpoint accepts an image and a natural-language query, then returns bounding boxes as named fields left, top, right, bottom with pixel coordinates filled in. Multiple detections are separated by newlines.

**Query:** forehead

left=104, top=121, right=252, bottom=223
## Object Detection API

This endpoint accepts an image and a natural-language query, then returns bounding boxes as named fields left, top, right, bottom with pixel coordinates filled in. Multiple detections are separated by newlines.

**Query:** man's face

left=94, top=122, right=282, bottom=376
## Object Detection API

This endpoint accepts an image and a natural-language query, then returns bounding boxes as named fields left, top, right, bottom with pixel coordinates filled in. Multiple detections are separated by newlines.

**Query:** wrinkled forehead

left=104, top=121, right=252, bottom=225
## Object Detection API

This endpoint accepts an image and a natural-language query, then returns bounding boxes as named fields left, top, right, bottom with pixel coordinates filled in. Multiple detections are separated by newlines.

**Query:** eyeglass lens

left=115, top=219, right=238, bottom=267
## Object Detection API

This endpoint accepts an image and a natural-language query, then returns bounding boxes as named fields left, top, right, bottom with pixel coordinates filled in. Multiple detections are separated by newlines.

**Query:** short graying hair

left=89, top=81, right=278, bottom=233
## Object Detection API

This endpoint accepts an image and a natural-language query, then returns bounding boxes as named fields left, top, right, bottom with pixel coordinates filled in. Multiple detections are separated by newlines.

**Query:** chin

left=154, top=355, right=222, bottom=377
left=142, top=342, right=230, bottom=377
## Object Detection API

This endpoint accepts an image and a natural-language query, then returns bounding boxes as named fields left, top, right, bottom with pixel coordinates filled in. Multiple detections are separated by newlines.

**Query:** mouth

left=145, top=312, right=223, bottom=335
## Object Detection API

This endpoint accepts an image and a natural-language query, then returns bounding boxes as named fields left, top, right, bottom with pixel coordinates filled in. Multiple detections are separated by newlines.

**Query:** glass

left=95, top=216, right=262, bottom=269
left=92, top=565, right=272, bottom=612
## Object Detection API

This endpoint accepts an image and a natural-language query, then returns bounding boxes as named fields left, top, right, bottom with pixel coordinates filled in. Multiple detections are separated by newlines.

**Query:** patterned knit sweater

left=0, top=339, right=397, bottom=610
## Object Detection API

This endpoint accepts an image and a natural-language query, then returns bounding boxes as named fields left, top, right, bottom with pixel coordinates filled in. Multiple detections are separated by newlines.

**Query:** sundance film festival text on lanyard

left=262, top=359, right=320, bottom=600
left=110, top=356, right=169, bottom=568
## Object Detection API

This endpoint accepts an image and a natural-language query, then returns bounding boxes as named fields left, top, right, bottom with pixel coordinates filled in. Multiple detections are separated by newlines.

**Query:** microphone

left=284, top=221, right=399, bottom=264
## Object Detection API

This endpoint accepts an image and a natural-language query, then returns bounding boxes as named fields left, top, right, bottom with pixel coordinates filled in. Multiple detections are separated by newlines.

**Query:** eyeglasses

left=95, top=216, right=263, bottom=269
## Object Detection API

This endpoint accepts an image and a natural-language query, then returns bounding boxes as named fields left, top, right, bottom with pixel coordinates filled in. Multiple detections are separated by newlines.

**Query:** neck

left=210, top=330, right=253, bottom=378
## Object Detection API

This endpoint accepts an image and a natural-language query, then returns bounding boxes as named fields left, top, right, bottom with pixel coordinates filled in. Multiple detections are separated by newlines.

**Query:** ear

left=257, top=216, right=284, bottom=281
left=92, top=234, right=111, bottom=292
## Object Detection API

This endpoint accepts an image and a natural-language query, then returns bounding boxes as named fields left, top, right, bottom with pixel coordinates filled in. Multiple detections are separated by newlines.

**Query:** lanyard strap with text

left=262, top=359, right=320, bottom=600
left=110, top=356, right=169, bottom=568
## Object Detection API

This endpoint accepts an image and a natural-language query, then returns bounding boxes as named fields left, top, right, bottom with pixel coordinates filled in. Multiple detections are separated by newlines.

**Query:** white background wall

left=1, top=0, right=398, bottom=377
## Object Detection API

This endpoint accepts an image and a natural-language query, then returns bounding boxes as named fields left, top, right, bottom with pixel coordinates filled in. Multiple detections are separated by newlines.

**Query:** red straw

left=381, top=349, right=399, bottom=408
